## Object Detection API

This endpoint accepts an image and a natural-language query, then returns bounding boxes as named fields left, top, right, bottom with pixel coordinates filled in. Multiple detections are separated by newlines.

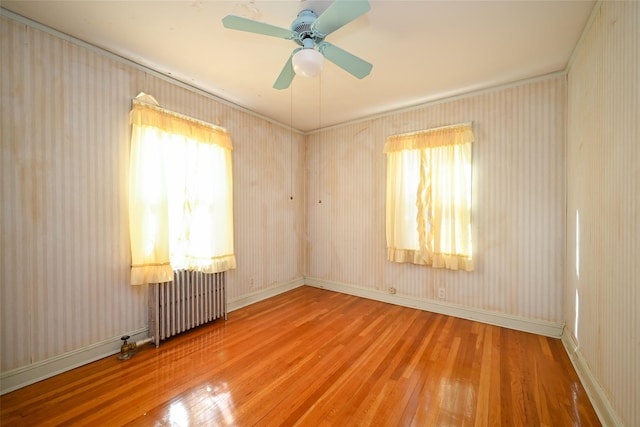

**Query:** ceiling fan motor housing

left=291, top=9, right=325, bottom=47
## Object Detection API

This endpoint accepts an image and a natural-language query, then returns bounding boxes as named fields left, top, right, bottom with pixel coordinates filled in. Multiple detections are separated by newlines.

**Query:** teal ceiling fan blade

left=223, top=1, right=373, bottom=89
left=312, top=0, right=370, bottom=36
left=222, top=15, right=292, bottom=39
left=273, top=49, right=301, bottom=90
left=319, top=42, right=372, bottom=79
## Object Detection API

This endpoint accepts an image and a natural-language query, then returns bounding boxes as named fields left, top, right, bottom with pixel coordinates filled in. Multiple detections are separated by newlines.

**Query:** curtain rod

left=392, top=121, right=473, bottom=138
left=132, top=95, right=229, bottom=133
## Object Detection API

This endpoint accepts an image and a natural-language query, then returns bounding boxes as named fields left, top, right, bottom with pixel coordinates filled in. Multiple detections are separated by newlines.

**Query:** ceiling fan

left=222, top=0, right=373, bottom=90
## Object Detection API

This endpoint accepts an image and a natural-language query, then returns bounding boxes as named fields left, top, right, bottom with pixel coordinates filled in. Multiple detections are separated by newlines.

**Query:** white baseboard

left=2, top=279, right=618, bottom=427
left=1, top=278, right=305, bottom=396
left=561, top=328, right=623, bottom=427
left=227, top=277, right=305, bottom=312
left=0, top=328, right=149, bottom=395
left=304, top=277, right=564, bottom=338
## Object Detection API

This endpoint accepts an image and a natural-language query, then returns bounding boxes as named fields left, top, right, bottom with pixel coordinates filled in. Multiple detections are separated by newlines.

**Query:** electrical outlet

left=389, top=287, right=397, bottom=295
left=438, top=287, right=445, bottom=299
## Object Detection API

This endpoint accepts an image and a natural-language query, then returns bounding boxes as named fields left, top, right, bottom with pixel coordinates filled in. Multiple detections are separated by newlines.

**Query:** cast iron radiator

left=149, top=270, right=226, bottom=347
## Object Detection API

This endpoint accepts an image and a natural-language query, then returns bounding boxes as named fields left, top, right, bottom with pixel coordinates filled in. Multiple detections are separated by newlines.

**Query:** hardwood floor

left=1, top=286, right=600, bottom=426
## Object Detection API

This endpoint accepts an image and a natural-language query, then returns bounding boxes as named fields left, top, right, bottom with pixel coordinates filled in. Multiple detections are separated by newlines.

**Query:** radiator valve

left=118, top=335, right=154, bottom=360
left=118, top=335, right=137, bottom=360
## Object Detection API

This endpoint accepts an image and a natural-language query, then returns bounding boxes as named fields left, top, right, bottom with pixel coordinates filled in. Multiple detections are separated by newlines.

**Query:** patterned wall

left=565, top=2, right=639, bottom=426
left=306, top=75, right=567, bottom=322
left=1, top=15, right=306, bottom=373
left=5, top=9, right=636, bottom=424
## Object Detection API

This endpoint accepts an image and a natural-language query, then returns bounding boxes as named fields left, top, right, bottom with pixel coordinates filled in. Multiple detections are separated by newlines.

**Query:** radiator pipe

left=118, top=335, right=154, bottom=360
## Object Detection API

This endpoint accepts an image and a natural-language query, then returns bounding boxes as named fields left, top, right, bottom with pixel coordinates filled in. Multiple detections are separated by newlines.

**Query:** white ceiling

left=2, top=0, right=595, bottom=132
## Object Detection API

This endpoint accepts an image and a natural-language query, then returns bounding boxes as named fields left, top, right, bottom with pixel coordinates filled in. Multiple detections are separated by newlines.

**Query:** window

left=128, top=95, right=236, bottom=285
left=384, top=123, right=474, bottom=271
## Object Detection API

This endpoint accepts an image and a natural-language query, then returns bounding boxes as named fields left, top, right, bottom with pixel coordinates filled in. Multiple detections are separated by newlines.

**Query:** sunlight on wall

left=575, top=210, right=580, bottom=280
left=574, top=210, right=580, bottom=340
left=574, top=288, right=580, bottom=340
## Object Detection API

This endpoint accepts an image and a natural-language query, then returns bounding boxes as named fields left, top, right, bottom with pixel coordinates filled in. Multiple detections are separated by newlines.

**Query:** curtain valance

left=384, top=123, right=474, bottom=152
left=130, top=99, right=233, bottom=151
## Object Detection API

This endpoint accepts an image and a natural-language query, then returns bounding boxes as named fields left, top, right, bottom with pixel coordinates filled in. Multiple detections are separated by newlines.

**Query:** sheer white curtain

left=385, top=123, right=474, bottom=271
left=128, top=98, right=236, bottom=285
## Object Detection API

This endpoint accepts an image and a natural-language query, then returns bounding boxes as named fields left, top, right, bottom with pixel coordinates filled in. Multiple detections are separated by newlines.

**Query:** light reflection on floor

left=160, top=382, right=236, bottom=426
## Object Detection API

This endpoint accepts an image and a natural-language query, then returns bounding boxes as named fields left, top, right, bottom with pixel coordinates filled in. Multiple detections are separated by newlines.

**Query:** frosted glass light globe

left=292, top=49, right=324, bottom=77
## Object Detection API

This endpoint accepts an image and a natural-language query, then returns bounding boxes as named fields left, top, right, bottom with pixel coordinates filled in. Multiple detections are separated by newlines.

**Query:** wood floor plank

left=0, top=286, right=601, bottom=426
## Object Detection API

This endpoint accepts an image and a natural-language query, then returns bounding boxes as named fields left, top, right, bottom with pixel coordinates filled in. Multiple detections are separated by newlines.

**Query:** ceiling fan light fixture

left=292, top=48, right=324, bottom=77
